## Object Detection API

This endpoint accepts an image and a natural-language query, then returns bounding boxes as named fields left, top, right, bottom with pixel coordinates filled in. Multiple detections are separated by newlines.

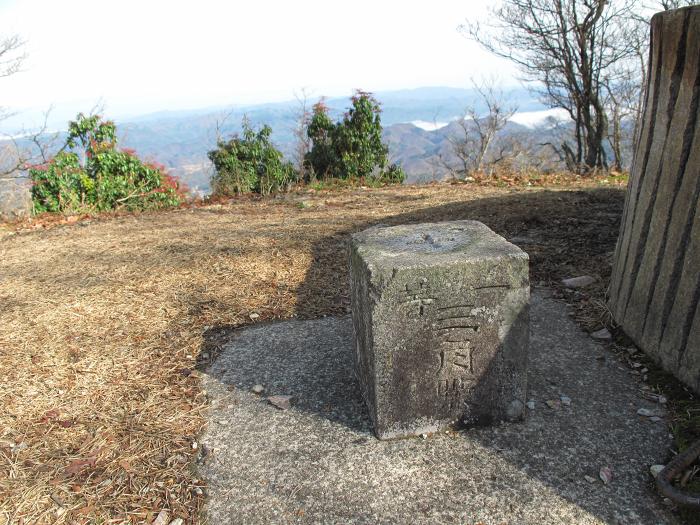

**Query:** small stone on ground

left=590, top=328, right=612, bottom=340
left=152, top=510, right=169, bottom=525
left=267, top=395, right=293, bottom=410
left=637, top=408, right=663, bottom=418
left=599, top=466, right=613, bottom=485
left=561, top=276, right=596, bottom=288
left=650, top=465, right=665, bottom=478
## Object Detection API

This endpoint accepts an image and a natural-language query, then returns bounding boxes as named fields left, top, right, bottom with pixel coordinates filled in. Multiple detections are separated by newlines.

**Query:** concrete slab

left=199, top=291, right=676, bottom=524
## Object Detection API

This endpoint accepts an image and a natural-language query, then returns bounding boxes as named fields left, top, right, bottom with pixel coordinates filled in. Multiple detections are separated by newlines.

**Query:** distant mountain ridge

left=114, top=86, right=547, bottom=192
left=3, top=86, right=557, bottom=192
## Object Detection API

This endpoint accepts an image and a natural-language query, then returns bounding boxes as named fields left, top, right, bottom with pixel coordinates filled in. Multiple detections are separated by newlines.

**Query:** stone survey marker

left=350, top=221, right=529, bottom=439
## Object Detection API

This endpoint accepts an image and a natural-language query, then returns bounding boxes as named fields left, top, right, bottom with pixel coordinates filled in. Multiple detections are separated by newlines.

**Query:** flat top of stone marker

left=352, top=220, right=526, bottom=267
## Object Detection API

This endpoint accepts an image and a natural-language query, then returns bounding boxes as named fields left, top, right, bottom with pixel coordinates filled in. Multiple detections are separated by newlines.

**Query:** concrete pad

left=199, top=291, right=676, bottom=524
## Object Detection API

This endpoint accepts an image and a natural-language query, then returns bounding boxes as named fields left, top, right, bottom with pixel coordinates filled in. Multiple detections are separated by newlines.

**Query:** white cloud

left=510, top=108, right=571, bottom=128
left=411, top=120, right=449, bottom=131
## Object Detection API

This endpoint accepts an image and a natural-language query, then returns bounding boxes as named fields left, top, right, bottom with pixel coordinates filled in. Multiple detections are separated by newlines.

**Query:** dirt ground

left=0, top=180, right=678, bottom=523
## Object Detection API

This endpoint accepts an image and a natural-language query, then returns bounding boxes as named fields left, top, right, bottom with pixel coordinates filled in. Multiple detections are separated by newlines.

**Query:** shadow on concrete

left=201, top=315, right=372, bottom=434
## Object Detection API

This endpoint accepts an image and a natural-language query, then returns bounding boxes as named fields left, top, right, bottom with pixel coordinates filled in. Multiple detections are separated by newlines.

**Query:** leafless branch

left=0, top=34, right=26, bottom=79
left=292, top=87, right=313, bottom=182
left=443, top=78, right=517, bottom=178
left=0, top=107, right=61, bottom=178
left=460, top=0, right=641, bottom=173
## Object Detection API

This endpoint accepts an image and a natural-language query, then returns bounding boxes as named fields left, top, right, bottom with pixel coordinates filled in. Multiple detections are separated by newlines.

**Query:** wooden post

left=608, top=6, right=700, bottom=393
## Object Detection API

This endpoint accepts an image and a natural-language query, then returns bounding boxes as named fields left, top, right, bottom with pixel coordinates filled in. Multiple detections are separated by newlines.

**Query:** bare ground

left=0, top=182, right=646, bottom=523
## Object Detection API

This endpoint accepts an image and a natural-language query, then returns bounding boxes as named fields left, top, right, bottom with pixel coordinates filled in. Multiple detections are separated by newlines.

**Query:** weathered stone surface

left=350, top=220, right=529, bottom=439
left=609, top=6, right=700, bottom=394
left=0, top=177, right=32, bottom=222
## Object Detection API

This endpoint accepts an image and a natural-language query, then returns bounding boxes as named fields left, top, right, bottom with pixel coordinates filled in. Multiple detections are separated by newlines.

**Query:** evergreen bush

left=208, top=119, right=296, bottom=196
left=30, top=114, right=184, bottom=214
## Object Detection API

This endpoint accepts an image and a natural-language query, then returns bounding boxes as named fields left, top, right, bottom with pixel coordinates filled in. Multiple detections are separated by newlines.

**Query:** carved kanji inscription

left=350, top=220, right=529, bottom=439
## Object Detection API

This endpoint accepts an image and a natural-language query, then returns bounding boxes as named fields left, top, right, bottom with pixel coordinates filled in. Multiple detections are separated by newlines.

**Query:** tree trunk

left=609, top=101, right=624, bottom=172
left=608, top=6, right=700, bottom=393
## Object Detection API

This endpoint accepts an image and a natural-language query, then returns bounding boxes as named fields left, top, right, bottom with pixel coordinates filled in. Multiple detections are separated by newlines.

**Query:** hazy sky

left=1, top=0, right=518, bottom=126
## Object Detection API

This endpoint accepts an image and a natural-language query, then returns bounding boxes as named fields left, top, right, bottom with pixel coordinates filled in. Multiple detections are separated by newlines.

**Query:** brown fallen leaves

left=0, top=181, right=625, bottom=523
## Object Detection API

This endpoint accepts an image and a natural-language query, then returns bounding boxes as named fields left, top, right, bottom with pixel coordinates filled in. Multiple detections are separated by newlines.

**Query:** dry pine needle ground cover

left=0, top=180, right=666, bottom=524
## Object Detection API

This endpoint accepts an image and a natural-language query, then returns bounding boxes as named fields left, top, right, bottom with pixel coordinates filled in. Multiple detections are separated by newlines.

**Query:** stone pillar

left=350, top=221, right=529, bottom=439
left=608, top=6, right=700, bottom=393
left=0, top=176, right=32, bottom=222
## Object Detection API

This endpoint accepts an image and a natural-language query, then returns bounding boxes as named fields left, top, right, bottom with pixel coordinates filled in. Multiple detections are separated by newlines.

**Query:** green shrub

left=378, top=163, right=406, bottom=184
left=305, top=91, right=404, bottom=184
left=208, top=119, right=296, bottom=196
left=29, top=113, right=184, bottom=214
left=305, top=100, right=336, bottom=180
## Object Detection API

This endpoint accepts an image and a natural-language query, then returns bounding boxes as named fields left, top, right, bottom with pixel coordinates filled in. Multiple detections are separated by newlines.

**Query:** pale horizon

left=0, top=0, right=519, bottom=131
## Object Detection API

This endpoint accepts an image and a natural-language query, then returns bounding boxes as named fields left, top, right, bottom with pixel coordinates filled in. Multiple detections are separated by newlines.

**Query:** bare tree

left=0, top=34, right=25, bottom=124
left=292, top=88, right=313, bottom=182
left=0, top=34, right=25, bottom=77
left=658, top=0, right=698, bottom=9
left=0, top=35, right=57, bottom=177
left=0, top=108, right=61, bottom=175
left=603, top=0, right=697, bottom=170
left=602, top=10, right=648, bottom=171
left=427, top=110, right=448, bottom=181
left=470, top=81, right=518, bottom=173
left=462, top=0, right=639, bottom=174
left=442, top=114, right=473, bottom=179
left=443, top=79, right=517, bottom=178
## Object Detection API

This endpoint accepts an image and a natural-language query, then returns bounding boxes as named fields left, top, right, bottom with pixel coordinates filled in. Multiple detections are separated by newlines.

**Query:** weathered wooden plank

left=678, top=299, right=700, bottom=392
left=608, top=16, right=663, bottom=316
left=644, top=107, right=700, bottom=354
left=629, top=9, right=700, bottom=339
left=609, top=6, right=700, bottom=394
left=658, top=203, right=700, bottom=392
